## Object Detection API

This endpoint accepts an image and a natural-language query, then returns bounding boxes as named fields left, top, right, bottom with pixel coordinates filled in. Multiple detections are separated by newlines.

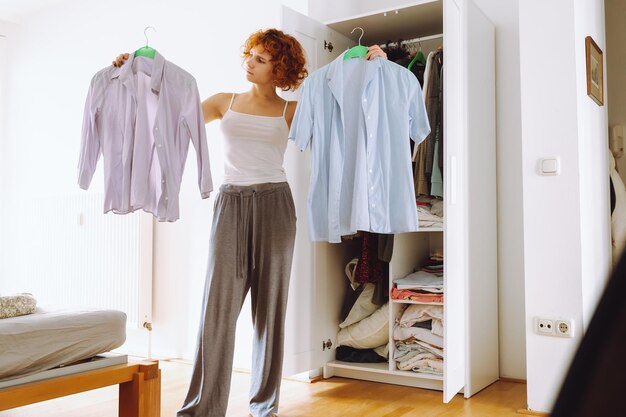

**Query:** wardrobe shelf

left=327, top=360, right=445, bottom=382
left=417, top=227, right=444, bottom=232
left=326, top=360, right=390, bottom=374
left=390, top=369, right=444, bottom=381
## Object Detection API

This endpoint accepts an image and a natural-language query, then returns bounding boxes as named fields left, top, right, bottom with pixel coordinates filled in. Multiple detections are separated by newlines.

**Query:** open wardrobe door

left=442, top=0, right=467, bottom=402
left=442, top=0, right=496, bottom=403
left=462, top=0, right=498, bottom=398
left=279, top=5, right=353, bottom=377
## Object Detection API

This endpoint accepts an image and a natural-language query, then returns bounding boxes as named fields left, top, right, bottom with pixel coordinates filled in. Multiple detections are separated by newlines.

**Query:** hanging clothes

left=78, top=51, right=212, bottom=222
left=412, top=51, right=435, bottom=196
left=289, top=51, right=430, bottom=243
left=430, top=52, right=444, bottom=198
left=354, top=232, right=388, bottom=284
left=396, top=56, right=426, bottom=86
left=413, top=50, right=443, bottom=198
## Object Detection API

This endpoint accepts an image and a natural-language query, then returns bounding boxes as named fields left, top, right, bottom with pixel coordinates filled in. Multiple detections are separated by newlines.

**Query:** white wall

left=0, top=31, right=4, bottom=278
left=0, top=20, right=17, bottom=289
left=472, top=0, right=526, bottom=381
left=574, top=0, right=610, bottom=328
left=0, top=26, right=5, bottom=276
left=519, top=0, right=610, bottom=412
left=0, top=0, right=306, bottom=367
left=606, top=0, right=626, bottom=181
left=311, top=0, right=527, bottom=380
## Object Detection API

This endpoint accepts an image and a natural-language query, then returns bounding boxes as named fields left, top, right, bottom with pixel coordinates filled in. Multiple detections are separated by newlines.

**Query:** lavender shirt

left=78, top=51, right=212, bottom=222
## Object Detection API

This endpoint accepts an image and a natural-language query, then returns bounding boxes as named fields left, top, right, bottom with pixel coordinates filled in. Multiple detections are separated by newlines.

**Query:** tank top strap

left=228, top=93, right=236, bottom=110
left=282, top=99, right=289, bottom=117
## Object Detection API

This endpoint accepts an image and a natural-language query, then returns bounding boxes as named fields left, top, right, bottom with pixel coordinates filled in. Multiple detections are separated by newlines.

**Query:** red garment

left=354, top=232, right=388, bottom=284
left=391, top=287, right=444, bottom=303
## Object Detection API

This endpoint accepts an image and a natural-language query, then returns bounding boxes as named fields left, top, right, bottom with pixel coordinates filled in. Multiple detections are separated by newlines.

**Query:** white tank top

left=220, top=93, right=290, bottom=185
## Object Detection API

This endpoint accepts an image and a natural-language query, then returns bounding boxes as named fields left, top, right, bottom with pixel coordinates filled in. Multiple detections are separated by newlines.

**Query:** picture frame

left=585, top=36, right=604, bottom=106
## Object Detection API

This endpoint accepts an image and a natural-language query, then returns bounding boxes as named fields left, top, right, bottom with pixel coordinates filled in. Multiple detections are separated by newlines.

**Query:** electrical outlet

left=555, top=319, right=575, bottom=338
left=535, top=317, right=575, bottom=338
left=536, top=318, right=555, bottom=335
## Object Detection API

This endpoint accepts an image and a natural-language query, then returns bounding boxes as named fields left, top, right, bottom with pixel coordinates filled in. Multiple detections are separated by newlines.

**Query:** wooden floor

left=0, top=359, right=528, bottom=417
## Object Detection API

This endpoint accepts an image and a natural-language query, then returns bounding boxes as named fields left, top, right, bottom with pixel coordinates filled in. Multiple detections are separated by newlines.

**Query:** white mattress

left=0, top=307, right=126, bottom=382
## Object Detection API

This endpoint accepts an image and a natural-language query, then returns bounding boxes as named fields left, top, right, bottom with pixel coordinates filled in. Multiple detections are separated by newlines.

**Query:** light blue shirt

left=289, top=52, right=430, bottom=243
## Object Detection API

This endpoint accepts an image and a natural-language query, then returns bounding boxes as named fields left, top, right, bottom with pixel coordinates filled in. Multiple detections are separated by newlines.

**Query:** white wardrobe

left=280, top=0, right=498, bottom=403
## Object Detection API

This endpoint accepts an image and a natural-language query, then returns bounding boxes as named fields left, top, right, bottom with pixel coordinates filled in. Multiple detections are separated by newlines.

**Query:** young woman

left=114, top=29, right=387, bottom=417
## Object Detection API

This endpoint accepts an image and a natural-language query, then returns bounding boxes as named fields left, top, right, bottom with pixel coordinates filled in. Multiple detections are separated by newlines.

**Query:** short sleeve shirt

left=288, top=52, right=430, bottom=243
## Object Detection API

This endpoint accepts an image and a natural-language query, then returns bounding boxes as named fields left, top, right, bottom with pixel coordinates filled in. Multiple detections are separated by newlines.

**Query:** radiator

left=0, top=193, right=153, bottom=329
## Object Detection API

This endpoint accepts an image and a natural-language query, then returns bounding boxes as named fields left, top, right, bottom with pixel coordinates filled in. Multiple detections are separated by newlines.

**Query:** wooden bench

left=0, top=360, right=161, bottom=417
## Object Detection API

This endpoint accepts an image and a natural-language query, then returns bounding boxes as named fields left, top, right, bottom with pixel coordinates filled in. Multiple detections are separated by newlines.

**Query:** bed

left=0, top=308, right=161, bottom=416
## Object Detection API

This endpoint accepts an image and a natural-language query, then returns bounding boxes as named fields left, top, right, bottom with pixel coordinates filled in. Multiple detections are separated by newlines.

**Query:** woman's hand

left=112, top=53, right=130, bottom=68
left=366, top=45, right=387, bottom=60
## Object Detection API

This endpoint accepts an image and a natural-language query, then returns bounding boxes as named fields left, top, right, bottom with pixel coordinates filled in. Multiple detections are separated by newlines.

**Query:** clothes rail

left=380, top=33, right=444, bottom=48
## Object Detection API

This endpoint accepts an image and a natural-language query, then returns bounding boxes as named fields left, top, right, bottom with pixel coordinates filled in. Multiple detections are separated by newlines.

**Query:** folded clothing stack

left=416, top=196, right=443, bottom=228
left=421, top=251, right=443, bottom=274
left=0, top=293, right=37, bottom=319
left=393, top=304, right=444, bottom=375
left=391, top=287, right=443, bottom=303
left=391, top=270, right=443, bottom=304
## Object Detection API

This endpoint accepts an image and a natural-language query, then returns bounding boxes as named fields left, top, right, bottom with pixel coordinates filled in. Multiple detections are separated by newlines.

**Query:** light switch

left=540, top=158, right=560, bottom=175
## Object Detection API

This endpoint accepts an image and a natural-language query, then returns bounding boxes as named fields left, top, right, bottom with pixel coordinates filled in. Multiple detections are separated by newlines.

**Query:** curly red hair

left=242, top=29, right=308, bottom=91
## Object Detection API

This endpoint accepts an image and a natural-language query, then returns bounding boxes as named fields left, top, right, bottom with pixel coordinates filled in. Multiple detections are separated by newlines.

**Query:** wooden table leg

left=119, top=362, right=161, bottom=417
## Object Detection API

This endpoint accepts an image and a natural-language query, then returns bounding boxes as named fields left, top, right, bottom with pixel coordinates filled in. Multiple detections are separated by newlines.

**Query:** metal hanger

left=134, top=26, right=157, bottom=59
left=344, top=27, right=368, bottom=60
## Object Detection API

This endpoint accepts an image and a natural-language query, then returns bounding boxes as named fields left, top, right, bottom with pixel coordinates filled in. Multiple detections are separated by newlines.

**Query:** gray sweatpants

left=177, top=182, right=297, bottom=417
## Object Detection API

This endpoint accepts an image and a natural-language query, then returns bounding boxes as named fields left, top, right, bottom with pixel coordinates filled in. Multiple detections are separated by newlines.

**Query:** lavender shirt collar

left=111, top=50, right=166, bottom=95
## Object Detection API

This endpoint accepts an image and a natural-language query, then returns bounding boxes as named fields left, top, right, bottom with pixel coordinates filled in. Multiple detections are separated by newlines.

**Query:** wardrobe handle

left=450, top=155, right=457, bottom=205
left=322, top=339, right=333, bottom=350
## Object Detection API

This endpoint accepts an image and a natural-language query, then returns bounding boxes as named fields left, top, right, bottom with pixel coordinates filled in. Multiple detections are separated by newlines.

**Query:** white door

left=280, top=5, right=353, bottom=377
left=443, top=0, right=496, bottom=403
left=442, top=0, right=467, bottom=402
left=462, top=0, right=498, bottom=397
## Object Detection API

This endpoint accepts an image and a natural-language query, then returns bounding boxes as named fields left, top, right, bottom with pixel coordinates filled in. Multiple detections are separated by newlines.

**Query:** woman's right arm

left=201, top=93, right=231, bottom=124
left=112, top=53, right=228, bottom=125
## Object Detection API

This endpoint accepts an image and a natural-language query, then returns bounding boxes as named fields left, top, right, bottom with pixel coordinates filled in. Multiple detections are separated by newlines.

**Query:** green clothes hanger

left=344, top=27, right=368, bottom=60
left=134, top=26, right=156, bottom=59
left=134, top=46, right=155, bottom=59
left=407, top=40, right=426, bottom=71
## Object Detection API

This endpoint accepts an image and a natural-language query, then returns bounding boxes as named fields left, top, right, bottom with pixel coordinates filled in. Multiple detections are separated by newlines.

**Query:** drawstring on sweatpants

left=236, top=190, right=257, bottom=280
left=251, top=191, right=257, bottom=272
